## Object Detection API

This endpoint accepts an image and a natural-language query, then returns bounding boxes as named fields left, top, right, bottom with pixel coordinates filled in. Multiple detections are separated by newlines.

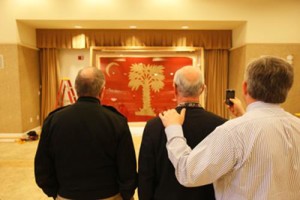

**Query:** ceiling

left=18, top=20, right=245, bottom=30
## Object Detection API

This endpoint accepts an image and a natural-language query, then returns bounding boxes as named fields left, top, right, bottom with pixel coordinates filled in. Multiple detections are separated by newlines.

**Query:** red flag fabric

left=99, top=56, right=193, bottom=122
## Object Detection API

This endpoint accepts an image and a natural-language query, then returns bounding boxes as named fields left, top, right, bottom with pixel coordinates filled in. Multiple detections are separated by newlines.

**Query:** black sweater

left=35, top=97, right=137, bottom=200
left=138, top=106, right=227, bottom=200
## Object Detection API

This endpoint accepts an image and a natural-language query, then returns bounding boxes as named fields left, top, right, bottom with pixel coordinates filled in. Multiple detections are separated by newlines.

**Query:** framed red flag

left=90, top=47, right=204, bottom=122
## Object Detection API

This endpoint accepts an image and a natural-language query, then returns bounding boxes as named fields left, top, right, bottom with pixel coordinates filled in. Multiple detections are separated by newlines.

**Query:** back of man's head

left=245, top=56, right=294, bottom=103
left=173, top=66, right=204, bottom=98
left=75, top=66, right=105, bottom=97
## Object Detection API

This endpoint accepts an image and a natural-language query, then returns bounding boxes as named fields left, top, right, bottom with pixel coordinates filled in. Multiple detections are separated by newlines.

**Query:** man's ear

left=174, top=84, right=178, bottom=96
left=99, top=87, right=105, bottom=101
left=242, top=81, right=247, bottom=96
left=200, top=84, right=206, bottom=94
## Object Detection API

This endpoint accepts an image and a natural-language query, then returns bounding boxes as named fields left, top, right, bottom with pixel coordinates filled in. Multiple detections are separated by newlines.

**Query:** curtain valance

left=36, top=29, right=232, bottom=49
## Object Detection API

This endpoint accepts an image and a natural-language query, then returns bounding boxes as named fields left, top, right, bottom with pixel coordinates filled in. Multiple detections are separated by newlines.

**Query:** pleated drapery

left=204, top=49, right=229, bottom=117
left=37, top=29, right=231, bottom=49
left=40, top=48, right=60, bottom=122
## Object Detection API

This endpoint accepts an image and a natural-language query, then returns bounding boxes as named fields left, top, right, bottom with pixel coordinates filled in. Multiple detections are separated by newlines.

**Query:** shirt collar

left=246, top=101, right=281, bottom=112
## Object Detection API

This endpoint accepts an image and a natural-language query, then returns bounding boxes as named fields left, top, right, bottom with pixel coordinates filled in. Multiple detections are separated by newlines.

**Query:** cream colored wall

left=229, top=44, right=300, bottom=115
left=58, top=49, right=90, bottom=105
left=59, top=49, right=90, bottom=85
left=1, top=0, right=300, bottom=46
left=232, top=24, right=247, bottom=48
left=240, top=1, right=300, bottom=44
left=17, top=22, right=37, bottom=48
left=0, top=1, right=19, bottom=44
left=18, top=45, right=40, bottom=131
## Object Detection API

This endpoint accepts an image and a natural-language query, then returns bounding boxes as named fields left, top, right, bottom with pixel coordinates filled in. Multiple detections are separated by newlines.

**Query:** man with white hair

left=138, top=65, right=226, bottom=200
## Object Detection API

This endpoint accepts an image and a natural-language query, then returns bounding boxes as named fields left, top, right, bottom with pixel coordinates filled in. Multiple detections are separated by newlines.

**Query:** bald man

left=35, top=67, right=137, bottom=200
left=138, top=66, right=226, bottom=200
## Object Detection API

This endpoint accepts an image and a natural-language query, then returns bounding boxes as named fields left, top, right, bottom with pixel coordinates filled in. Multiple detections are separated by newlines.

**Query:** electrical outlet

left=78, top=55, right=84, bottom=60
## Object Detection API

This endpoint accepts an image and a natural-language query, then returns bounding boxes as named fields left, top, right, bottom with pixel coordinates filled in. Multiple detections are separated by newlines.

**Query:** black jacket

left=138, top=106, right=227, bottom=200
left=35, top=97, right=137, bottom=200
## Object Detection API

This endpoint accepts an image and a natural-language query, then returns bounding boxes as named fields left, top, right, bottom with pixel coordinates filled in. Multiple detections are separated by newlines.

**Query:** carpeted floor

left=0, top=141, right=52, bottom=200
left=0, top=135, right=142, bottom=200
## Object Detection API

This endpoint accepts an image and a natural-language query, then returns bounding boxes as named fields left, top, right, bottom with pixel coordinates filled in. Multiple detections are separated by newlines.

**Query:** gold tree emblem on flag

left=128, top=63, right=165, bottom=116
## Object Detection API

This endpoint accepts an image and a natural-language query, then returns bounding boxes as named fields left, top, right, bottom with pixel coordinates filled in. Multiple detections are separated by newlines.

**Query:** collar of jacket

left=77, top=96, right=100, bottom=104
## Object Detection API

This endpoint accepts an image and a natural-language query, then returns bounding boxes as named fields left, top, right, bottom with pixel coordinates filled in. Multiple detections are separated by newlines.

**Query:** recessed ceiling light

left=129, top=25, right=137, bottom=29
left=181, top=26, right=189, bottom=29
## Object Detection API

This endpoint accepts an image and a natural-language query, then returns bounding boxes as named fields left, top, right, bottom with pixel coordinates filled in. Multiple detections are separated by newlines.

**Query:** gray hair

left=245, top=56, right=294, bottom=103
left=173, top=66, right=204, bottom=97
left=75, top=66, right=105, bottom=97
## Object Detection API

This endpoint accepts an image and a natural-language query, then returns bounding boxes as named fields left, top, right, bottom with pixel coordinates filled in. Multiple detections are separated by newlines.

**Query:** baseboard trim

left=0, top=126, right=143, bottom=141
left=0, top=138, right=18, bottom=142
left=0, top=133, right=23, bottom=138
left=0, top=126, right=41, bottom=142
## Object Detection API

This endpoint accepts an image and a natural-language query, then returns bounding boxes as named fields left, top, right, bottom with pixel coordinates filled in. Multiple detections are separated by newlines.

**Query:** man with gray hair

left=35, top=67, right=137, bottom=200
left=159, top=56, right=300, bottom=199
left=138, top=65, right=226, bottom=200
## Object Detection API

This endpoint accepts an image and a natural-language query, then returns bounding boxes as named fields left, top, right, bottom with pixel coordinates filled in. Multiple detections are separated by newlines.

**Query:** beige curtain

left=36, top=29, right=232, bottom=49
left=204, top=50, right=229, bottom=118
left=40, top=48, right=60, bottom=122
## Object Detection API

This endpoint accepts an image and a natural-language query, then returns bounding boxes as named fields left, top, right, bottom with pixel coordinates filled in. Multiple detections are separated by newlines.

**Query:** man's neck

left=177, top=97, right=199, bottom=104
left=245, top=95, right=257, bottom=106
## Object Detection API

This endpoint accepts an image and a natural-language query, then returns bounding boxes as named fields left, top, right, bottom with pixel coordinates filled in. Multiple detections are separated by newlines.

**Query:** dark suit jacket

left=138, top=106, right=227, bottom=200
left=35, top=97, right=137, bottom=200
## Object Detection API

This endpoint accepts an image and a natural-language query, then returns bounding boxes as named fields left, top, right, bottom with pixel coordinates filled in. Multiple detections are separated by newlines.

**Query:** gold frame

left=90, top=46, right=204, bottom=67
